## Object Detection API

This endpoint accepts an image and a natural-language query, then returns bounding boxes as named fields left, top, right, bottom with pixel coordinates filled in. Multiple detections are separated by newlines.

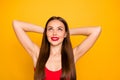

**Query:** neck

left=50, top=44, right=62, bottom=56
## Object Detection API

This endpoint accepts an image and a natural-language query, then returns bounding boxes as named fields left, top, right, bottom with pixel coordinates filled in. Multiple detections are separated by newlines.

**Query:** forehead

left=47, top=20, right=65, bottom=28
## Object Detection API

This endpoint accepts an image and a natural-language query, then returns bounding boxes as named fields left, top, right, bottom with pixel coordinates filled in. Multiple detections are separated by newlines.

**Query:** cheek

left=58, top=32, right=66, bottom=38
left=46, top=31, right=52, bottom=37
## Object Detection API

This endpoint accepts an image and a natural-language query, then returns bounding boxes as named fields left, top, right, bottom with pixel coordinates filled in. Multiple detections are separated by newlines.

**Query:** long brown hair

left=34, top=16, right=76, bottom=80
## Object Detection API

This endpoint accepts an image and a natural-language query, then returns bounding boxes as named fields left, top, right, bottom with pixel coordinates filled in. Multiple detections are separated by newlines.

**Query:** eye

left=58, top=27, right=63, bottom=31
left=47, top=27, right=53, bottom=31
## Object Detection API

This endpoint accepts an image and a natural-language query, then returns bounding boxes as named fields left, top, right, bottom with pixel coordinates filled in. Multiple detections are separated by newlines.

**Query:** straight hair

left=34, top=16, right=76, bottom=80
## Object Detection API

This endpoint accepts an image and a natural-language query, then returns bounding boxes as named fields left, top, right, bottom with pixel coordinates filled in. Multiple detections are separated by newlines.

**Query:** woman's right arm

left=12, top=20, right=44, bottom=66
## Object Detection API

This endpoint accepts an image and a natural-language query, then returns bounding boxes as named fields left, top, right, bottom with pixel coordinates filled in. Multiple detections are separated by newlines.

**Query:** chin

left=50, top=42, right=63, bottom=46
left=50, top=43, right=61, bottom=46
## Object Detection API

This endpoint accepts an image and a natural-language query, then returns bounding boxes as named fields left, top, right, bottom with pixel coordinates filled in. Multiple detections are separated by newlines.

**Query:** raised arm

left=70, top=26, right=101, bottom=62
left=12, top=20, right=44, bottom=66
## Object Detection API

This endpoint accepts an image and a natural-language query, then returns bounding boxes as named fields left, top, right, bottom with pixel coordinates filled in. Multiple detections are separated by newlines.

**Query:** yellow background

left=0, top=0, right=120, bottom=80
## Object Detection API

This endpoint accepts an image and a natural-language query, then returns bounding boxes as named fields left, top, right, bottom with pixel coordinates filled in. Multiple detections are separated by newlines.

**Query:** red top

left=44, top=67, right=62, bottom=80
left=34, top=67, right=62, bottom=80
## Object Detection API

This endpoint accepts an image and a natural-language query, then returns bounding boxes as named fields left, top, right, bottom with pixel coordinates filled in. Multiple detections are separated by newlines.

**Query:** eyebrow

left=58, top=26, right=64, bottom=28
left=47, top=26, right=64, bottom=28
left=47, top=26, right=53, bottom=28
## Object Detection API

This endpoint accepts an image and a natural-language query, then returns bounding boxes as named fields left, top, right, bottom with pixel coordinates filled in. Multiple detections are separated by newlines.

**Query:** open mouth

left=51, top=37, right=59, bottom=41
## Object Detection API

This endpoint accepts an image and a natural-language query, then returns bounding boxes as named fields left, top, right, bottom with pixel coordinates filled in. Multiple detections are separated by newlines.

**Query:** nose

left=53, top=30, right=57, bottom=36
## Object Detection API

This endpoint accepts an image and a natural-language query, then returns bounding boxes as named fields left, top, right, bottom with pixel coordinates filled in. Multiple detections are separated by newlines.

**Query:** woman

left=12, top=16, right=101, bottom=80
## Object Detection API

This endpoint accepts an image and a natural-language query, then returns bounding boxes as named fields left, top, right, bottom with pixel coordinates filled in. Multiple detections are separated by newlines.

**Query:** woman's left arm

left=70, top=26, right=102, bottom=62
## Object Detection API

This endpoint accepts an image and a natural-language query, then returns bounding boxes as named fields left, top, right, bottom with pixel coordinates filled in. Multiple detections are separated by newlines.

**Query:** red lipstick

left=51, top=37, right=59, bottom=41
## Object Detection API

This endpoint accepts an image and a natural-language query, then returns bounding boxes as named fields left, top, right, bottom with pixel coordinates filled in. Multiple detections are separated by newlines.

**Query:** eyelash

left=58, top=28, right=63, bottom=31
left=48, top=28, right=53, bottom=30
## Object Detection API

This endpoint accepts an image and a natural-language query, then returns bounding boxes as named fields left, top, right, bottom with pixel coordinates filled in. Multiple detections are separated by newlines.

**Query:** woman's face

left=46, top=20, right=67, bottom=46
